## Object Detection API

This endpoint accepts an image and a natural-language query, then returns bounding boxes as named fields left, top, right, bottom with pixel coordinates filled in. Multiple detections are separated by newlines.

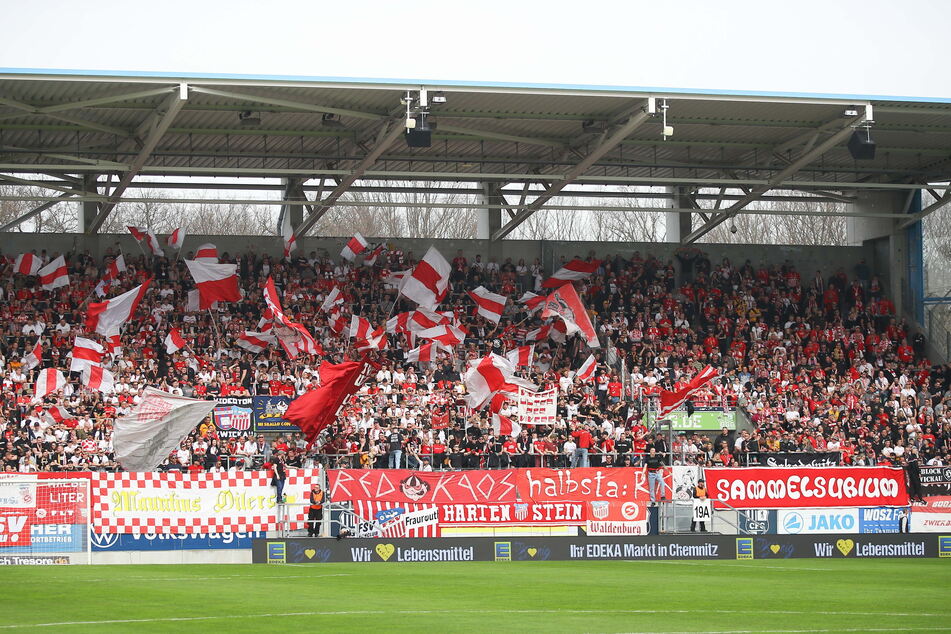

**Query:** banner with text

left=705, top=467, right=909, bottom=509
left=746, top=452, right=841, bottom=467
left=517, top=388, right=558, bottom=425
left=91, top=469, right=320, bottom=534
left=252, top=396, right=300, bottom=433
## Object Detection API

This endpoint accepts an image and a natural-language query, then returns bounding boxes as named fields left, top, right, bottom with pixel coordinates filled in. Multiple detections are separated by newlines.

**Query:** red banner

left=0, top=509, right=32, bottom=547
left=705, top=467, right=909, bottom=509
left=328, top=467, right=653, bottom=505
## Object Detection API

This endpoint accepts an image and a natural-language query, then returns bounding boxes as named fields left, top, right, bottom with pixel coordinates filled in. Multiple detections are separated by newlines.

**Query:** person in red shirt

left=570, top=423, right=594, bottom=468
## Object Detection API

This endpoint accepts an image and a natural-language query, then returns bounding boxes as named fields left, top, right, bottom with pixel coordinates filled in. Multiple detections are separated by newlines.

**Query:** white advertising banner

left=518, top=388, right=558, bottom=425
left=91, top=469, right=320, bottom=534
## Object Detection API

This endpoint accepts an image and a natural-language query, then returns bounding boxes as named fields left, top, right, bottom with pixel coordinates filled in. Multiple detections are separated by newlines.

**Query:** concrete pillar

left=282, top=178, right=304, bottom=229
left=79, top=174, right=100, bottom=233
left=664, top=186, right=692, bottom=243
left=477, top=182, right=503, bottom=240
left=846, top=190, right=904, bottom=246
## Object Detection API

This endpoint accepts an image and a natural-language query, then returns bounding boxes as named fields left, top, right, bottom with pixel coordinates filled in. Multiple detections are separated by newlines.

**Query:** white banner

left=518, top=387, right=558, bottom=425
left=91, top=469, right=320, bottom=534
left=692, top=500, right=712, bottom=523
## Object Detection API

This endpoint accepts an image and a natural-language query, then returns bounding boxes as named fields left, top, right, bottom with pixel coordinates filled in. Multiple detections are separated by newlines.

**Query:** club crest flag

left=113, top=388, right=217, bottom=472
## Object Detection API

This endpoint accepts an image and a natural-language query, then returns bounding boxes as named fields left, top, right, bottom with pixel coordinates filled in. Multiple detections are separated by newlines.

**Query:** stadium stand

left=1, top=242, right=948, bottom=476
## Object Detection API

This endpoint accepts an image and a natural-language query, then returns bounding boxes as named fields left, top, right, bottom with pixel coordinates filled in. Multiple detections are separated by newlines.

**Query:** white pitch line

left=13, top=573, right=351, bottom=584
left=1, top=608, right=946, bottom=629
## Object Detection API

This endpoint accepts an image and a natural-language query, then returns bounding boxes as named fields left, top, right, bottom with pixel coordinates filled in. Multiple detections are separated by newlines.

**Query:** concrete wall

left=2, top=233, right=876, bottom=282
left=91, top=549, right=252, bottom=565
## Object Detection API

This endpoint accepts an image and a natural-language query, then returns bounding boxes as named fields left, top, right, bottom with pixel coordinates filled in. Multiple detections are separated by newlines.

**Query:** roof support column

left=476, top=182, right=504, bottom=240
left=79, top=174, right=101, bottom=233
left=664, top=186, right=693, bottom=242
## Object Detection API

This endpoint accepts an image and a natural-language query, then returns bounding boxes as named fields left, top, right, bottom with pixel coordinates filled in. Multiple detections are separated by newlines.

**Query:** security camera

left=730, top=224, right=738, bottom=234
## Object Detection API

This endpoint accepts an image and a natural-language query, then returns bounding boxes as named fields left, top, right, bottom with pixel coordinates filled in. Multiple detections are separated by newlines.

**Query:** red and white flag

left=280, top=212, right=297, bottom=259
left=467, top=285, right=507, bottom=324
left=519, top=291, right=546, bottom=313
left=41, top=405, right=72, bottom=426
left=386, top=312, right=412, bottom=334
left=21, top=339, right=43, bottom=371
left=363, top=244, right=384, bottom=267
left=113, top=388, right=217, bottom=471
left=408, top=308, right=451, bottom=332
left=658, top=365, right=719, bottom=418
left=320, top=287, right=344, bottom=313
left=104, top=334, right=122, bottom=357
left=542, top=258, right=600, bottom=288
left=406, top=341, right=447, bottom=365
left=573, top=354, right=597, bottom=382
left=85, top=280, right=152, bottom=337
left=355, top=327, right=388, bottom=352
left=525, top=324, right=553, bottom=342
left=13, top=253, right=40, bottom=276
left=38, top=255, right=69, bottom=290
left=400, top=246, right=451, bottom=311
left=128, top=226, right=164, bottom=256
left=329, top=313, right=349, bottom=336
left=81, top=364, right=115, bottom=393
left=505, top=344, right=535, bottom=368
left=194, top=243, right=218, bottom=263
left=69, top=337, right=104, bottom=372
left=417, top=324, right=466, bottom=347
left=491, top=413, right=521, bottom=437
left=383, top=269, right=408, bottom=287
left=164, top=327, right=187, bottom=354
left=167, top=228, right=185, bottom=250
left=34, top=368, right=67, bottom=399
left=97, top=255, right=127, bottom=296
left=463, top=353, right=536, bottom=409
left=541, top=283, right=600, bottom=348
left=341, top=233, right=368, bottom=261
left=237, top=331, right=277, bottom=353
left=262, top=277, right=322, bottom=358
left=349, top=315, right=372, bottom=341
left=185, top=260, right=241, bottom=309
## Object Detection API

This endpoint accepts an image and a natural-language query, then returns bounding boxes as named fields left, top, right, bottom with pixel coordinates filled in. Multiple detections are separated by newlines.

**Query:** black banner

left=747, top=452, right=840, bottom=467
left=252, top=533, right=943, bottom=563
left=920, top=466, right=951, bottom=496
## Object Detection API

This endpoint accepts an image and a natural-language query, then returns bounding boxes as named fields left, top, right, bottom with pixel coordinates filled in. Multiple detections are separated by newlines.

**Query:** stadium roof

left=1, top=68, right=950, bottom=241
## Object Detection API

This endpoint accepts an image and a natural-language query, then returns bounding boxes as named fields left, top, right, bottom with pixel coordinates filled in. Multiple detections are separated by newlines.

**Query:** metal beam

left=681, top=114, right=867, bottom=243
left=0, top=191, right=80, bottom=232
left=294, top=119, right=407, bottom=237
left=0, top=87, right=177, bottom=123
left=492, top=103, right=652, bottom=240
left=85, top=85, right=188, bottom=234
left=0, top=96, right=131, bottom=137
left=189, top=86, right=385, bottom=121
left=899, top=187, right=951, bottom=229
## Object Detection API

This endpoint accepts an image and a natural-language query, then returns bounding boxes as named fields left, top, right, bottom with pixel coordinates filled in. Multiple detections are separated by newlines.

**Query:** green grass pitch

left=1, top=559, right=948, bottom=632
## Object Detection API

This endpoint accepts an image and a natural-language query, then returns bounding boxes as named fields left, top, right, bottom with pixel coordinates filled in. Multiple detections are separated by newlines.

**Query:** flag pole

left=207, top=309, right=222, bottom=349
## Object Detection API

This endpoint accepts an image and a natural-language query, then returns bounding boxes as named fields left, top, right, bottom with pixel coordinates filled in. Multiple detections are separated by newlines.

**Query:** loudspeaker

left=848, top=129, right=876, bottom=160
left=404, top=128, right=432, bottom=148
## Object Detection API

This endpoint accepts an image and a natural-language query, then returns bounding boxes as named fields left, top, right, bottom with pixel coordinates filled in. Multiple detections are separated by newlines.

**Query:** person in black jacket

left=271, top=453, right=288, bottom=503
left=904, top=449, right=926, bottom=504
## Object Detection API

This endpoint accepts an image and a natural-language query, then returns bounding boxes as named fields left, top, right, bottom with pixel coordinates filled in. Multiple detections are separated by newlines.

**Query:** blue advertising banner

left=91, top=531, right=265, bottom=551
left=252, top=396, right=300, bottom=433
left=4, top=525, right=84, bottom=553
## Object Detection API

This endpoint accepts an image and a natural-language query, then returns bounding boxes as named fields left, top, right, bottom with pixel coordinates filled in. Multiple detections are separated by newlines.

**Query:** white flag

left=112, top=388, right=216, bottom=472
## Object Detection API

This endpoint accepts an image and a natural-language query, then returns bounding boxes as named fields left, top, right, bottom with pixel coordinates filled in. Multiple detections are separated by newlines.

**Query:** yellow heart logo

left=836, top=539, right=854, bottom=556
left=527, top=548, right=537, bottom=558
left=304, top=549, right=316, bottom=560
left=769, top=544, right=780, bottom=554
left=375, top=543, right=396, bottom=561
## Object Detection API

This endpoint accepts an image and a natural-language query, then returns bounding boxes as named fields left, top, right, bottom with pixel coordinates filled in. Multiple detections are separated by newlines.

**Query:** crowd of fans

left=2, top=241, right=950, bottom=477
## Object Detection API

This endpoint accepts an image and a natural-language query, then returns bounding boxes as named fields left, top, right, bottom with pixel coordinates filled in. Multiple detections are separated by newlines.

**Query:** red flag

left=285, top=360, right=372, bottom=443
left=542, top=258, right=600, bottom=288
left=541, top=282, right=600, bottom=348
left=658, top=365, right=719, bottom=418
left=431, top=410, right=450, bottom=429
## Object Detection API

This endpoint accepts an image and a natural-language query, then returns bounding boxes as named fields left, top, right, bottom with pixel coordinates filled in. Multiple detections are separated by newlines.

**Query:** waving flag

left=167, top=228, right=185, bottom=250
left=491, top=413, right=521, bottom=437
left=349, top=315, right=372, bottom=341
left=573, top=354, right=597, bottom=382
left=341, top=233, right=368, bottom=261
left=280, top=212, right=297, bottom=259
left=320, top=287, right=344, bottom=313
left=386, top=312, right=411, bottom=334
left=541, top=283, right=599, bottom=348
left=113, top=388, right=217, bottom=472
left=38, top=255, right=69, bottom=290
left=409, top=308, right=451, bottom=332
left=85, top=280, right=152, bottom=337
left=658, top=365, right=719, bottom=418
left=363, top=244, right=384, bottom=267
left=41, top=405, right=72, bottom=426
left=400, top=246, right=451, bottom=311
left=127, top=226, right=164, bottom=256
left=468, top=286, right=507, bottom=324
left=463, top=353, right=536, bottom=409
left=285, top=359, right=373, bottom=443
left=164, top=327, right=187, bottom=354
left=185, top=260, right=241, bottom=309
left=69, top=337, right=104, bottom=372
left=417, top=324, right=466, bottom=347
left=237, top=331, right=277, bottom=354
left=34, top=368, right=67, bottom=399
left=355, top=327, right=387, bottom=353
left=505, top=344, right=535, bottom=368
left=13, top=253, right=40, bottom=276
left=97, top=254, right=127, bottom=296
left=542, top=258, right=600, bottom=288
left=406, top=342, right=447, bottom=365
left=262, top=277, right=321, bottom=358
left=194, top=243, right=218, bottom=263
left=21, top=339, right=43, bottom=371
left=82, top=364, right=115, bottom=393
left=329, top=313, right=349, bottom=336
left=518, top=291, right=546, bottom=313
